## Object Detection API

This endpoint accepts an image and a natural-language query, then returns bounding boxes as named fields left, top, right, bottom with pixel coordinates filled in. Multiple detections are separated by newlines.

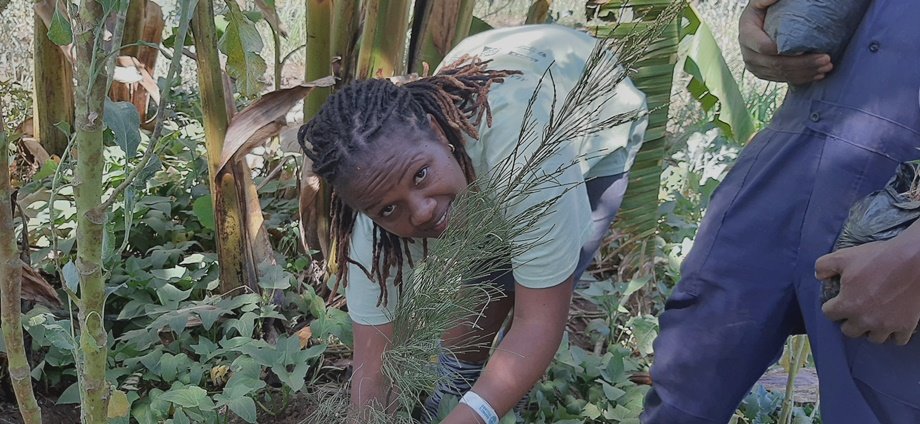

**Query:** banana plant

left=32, top=0, right=75, bottom=157
left=409, top=0, right=475, bottom=74
left=591, top=0, right=683, bottom=267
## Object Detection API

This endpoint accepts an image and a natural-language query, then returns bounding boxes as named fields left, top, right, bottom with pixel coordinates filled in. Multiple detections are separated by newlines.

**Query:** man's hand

left=739, top=0, right=833, bottom=84
left=815, top=229, right=920, bottom=345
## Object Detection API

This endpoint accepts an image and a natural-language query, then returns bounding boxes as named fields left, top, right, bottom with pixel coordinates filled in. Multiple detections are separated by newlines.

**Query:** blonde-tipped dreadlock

left=298, top=58, right=520, bottom=307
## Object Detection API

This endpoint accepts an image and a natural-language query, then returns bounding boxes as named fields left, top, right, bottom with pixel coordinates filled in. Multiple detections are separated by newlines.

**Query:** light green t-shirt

left=346, top=24, right=648, bottom=326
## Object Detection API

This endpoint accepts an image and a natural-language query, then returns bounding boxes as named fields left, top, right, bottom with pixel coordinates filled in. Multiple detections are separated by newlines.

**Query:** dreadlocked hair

left=298, top=57, right=521, bottom=307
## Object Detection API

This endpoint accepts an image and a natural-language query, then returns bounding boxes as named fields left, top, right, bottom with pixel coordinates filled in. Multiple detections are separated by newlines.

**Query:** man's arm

left=739, top=0, right=833, bottom=84
left=816, top=219, right=920, bottom=345
left=442, top=277, right=575, bottom=423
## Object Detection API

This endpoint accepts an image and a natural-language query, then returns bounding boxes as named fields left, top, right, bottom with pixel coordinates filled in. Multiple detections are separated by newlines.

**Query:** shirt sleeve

left=476, top=74, right=593, bottom=289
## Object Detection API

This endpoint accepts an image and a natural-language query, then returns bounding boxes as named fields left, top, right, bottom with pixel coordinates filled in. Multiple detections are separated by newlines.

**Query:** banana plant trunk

left=355, top=0, right=413, bottom=79
left=409, top=0, right=475, bottom=74
left=192, top=0, right=248, bottom=294
left=33, top=0, right=75, bottom=157
left=0, top=117, right=42, bottom=424
left=73, top=0, right=117, bottom=421
left=120, top=0, right=147, bottom=57
left=526, top=0, right=552, bottom=24
left=331, top=0, right=360, bottom=85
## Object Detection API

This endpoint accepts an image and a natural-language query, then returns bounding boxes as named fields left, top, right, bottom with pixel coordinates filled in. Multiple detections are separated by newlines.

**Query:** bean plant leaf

left=156, top=284, right=192, bottom=308
left=214, top=385, right=257, bottom=424
left=104, top=99, right=142, bottom=158
left=172, top=409, right=191, bottom=424
left=152, top=266, right=187, bottom=281
left=219, top=1, right=267, bottom=98
left=601, top=381, right=625, bottom=402
left=628, top=315, right=658, bottom=356
left=229, top=312, right=258, bottom=338
left=257, top=260, right=291, bottom=290
left=197, top=307, right=223, bottom=330
left=192, top=195, right=215, bottom=230
left=160, top=386, right=214, bottom=410
left=223, top=396, right=257, bottom=423
left=108, top=389, right=131, bottom=419
left=62, top=260, right=79, bottom=293
left=619, top=276, right=650, bottom=306
left=47, top=5, right=73, bottom=46
left=56, top=382, right=81, bottom=405
left=310, top=307, right=353, bottom=347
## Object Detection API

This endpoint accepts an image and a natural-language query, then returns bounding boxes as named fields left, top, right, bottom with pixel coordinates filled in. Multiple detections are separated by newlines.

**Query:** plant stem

left=0, top=108, right=42, bottom=424
left=779, top=335, right=809, bottom=423
left=273, top=28, right=283, bottom=90
left=73, top=0, right=114, bottom=421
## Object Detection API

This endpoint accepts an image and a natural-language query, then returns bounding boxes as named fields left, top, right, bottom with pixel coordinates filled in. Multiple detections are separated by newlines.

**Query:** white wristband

left=459, top=391, right=499, bottom=424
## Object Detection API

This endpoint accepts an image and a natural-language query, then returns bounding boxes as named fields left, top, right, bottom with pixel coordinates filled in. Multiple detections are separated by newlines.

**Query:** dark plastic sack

left=822, top=162, right=920, bottom=303
left=764, top=0, right=870, bottom=60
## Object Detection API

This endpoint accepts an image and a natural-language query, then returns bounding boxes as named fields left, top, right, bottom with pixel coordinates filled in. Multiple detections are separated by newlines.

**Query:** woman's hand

left=815, top=221, right=920, bottom=345
left=442, top=277, right=575, bottom=423
left=739, top=0, right=833, bottom=84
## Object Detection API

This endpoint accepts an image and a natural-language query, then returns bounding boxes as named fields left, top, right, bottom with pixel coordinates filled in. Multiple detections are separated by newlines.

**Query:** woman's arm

left=442, top=276, right=575, bottom=424
left=350, top=322, right=395, bottom=420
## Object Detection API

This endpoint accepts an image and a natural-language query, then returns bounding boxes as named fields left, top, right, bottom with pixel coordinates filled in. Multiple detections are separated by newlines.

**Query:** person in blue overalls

left=642, top=0, right=920, bottom=423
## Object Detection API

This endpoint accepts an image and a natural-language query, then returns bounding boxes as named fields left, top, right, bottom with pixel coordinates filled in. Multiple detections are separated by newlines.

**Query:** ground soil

left=227, top=391, right=320, bottom=424
left=0, top=395, right=80, bottom=424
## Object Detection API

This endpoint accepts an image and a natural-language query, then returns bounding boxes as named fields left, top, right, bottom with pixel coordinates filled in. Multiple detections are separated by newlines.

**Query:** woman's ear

left=427, top=113, right=451, bottom=147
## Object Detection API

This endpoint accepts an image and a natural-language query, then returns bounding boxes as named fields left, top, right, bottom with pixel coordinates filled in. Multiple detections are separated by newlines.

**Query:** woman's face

left=335, top=117, right=469, bottom=239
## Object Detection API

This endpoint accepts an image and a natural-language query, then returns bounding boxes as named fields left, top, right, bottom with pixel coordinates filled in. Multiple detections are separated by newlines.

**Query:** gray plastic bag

left=765, top=0, right=871, bottom=60
left=822, top=162, right=920, bottom=303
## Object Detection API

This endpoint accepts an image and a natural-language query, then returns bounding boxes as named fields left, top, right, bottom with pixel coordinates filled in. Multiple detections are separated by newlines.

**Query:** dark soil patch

left=226, top=384, right=351, bottom=424
left=0, top=396, right=80, bottom=424
left=567, top=291, right=607, bottom=352
left=226, top=390, right=319, bottom=424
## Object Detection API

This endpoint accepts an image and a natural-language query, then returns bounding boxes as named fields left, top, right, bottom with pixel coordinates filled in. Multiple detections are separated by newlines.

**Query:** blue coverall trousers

left=642, top=2, right=920, bottom=423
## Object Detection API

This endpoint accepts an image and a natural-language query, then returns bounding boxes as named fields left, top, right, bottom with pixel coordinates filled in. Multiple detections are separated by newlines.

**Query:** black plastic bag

left=822, top=162, right=920, bottom=303
left=765, top=0, right=871, bottom=60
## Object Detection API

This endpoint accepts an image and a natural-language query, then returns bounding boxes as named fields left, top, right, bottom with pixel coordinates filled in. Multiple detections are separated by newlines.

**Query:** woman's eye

left=414, top=167, right=428, bottom=184
left=380, top=205, right=396, bottom=218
